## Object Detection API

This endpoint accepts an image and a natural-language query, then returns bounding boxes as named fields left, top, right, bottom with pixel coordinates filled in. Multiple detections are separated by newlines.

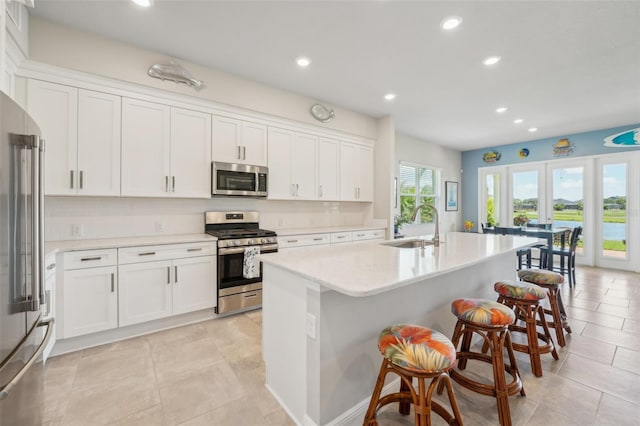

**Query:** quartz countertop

left=260, top=232, right=538, bottom=297
left=275, top=225, right=386, bottom=236
left=45, top=233, right=217, bottom=254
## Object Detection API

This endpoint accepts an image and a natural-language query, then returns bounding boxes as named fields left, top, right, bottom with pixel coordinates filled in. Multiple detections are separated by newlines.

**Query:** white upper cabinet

left=77, top=89, right=121, bottom=196
left=27, top=81, right=122, bottom=196
left=122, top=99, right=211, bottom=198
left=212, top=115, right=267, bottom=166
left=340, top=142, right=373, bottom=202
left=267, top=127, right=317, bottom=200
left=121, top=98, right=171, bottom=197
left=170, top=107, right=212, bottom=198
left=317, top=137, right=340, bottom=201
left=27, top=80, right=78, bottom=196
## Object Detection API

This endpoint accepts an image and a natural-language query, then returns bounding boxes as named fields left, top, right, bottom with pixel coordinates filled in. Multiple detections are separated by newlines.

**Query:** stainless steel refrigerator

left=0, top=91, right=53, bottom=425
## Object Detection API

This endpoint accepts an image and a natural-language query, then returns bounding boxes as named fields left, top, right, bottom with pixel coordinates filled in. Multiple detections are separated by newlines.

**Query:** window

left=399, top=162, right=439, bottom=223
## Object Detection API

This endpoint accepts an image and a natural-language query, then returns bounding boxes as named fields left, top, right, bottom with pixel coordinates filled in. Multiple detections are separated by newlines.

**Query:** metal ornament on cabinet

left=310, top=104, right=335, bottom=122
left=147, top=61, right=205, bottom=91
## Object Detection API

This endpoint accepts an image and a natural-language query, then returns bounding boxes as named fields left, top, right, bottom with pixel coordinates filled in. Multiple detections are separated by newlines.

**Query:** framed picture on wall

left=445, top=181, right=458, bottom=211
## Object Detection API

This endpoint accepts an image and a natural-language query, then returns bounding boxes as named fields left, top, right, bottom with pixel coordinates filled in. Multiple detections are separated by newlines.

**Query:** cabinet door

left=77, top=89, right=121, bottom=196
left=292, top=133, right=317, bottom=199
left=118, top=260, right=173, bottom=326
left=267, top=127, right=294, bottom=199
left=63, top=266, right=117, bottom=338
left=241, top=121, right=268, bottom=166
left=121, top=98, right=171, bottom=197
left=170, top=107, right=212, bottom=198
left=357, top=145, right=374, bottom=201
left=317, top=138, right=340, bottom=201
left=27, top=80, right=78, bottom=195
left=339, top=142, right=357, bottom=201
left=172, top=256, right=216, bottom=315
left=211, top=115, right=241, bottom=163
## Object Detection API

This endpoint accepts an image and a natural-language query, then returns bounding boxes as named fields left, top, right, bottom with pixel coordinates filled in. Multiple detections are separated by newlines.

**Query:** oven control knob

left=248, top=239, right=255, bottom=245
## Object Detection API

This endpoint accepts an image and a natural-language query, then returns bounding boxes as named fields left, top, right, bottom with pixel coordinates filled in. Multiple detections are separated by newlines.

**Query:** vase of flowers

left=464, top=220, right=474, bottom=232
left=514, top=214, right=529, bottom=229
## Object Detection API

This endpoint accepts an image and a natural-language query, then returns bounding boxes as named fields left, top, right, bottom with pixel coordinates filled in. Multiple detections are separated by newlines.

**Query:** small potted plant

left=394, top=214, right=411, bottom=235
left=464, top=220, right=474, bottom=232
left=513, top=214, right=530, bottom=229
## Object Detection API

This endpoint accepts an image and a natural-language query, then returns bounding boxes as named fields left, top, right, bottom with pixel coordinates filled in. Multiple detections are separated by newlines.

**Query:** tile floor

left=43, top=266, right=639, bottom=425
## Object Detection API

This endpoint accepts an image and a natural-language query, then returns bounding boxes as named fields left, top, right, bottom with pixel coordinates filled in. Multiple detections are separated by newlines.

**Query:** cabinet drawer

left=352, top=229, right=386, bottom=241
left=64, top=249, right=118, bottom=270
left=278, top=233, right=331, bottom=249
left=330, top=232, right=352, bottom=244
left=118, top=242, right=216, bottom=264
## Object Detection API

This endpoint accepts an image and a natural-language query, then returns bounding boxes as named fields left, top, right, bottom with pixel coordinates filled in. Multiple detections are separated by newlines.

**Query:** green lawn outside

left=519, top=210, right=627, bottom=224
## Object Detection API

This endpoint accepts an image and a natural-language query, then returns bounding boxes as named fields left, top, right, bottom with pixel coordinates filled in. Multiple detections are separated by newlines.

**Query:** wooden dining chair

left=525, top=223, right=551, bottom=268
left=548, top=226, right=582, bottom=288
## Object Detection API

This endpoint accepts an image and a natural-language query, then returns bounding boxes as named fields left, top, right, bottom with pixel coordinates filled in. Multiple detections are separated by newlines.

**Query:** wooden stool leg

left=547, top=287, right=567, bottom=347
left=490, top=331, right=513, bottom=426
left=458, top=326, right=473, bottom=370
left=522, top=304, right=543, bottom=377
left=399, top=376, right=411, bottom=415
left=537, top=305, right=559, bottom=360
left=433, top=373, right=464, bottom=426
left=414, top=377, right=428, bottom=426
left=364, top=359, right=390, bottom=425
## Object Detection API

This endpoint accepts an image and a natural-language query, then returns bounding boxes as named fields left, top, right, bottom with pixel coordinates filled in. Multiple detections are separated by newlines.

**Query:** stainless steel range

left=205, top=211, right=278, bottom=315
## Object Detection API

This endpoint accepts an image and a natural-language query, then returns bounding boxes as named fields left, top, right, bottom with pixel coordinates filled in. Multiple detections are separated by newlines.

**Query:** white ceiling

left=30, top=0, right=640, bottom=151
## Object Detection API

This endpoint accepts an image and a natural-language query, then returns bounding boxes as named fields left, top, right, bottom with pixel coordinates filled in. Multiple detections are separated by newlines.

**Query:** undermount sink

left=381, top=239, right=436, bottom=248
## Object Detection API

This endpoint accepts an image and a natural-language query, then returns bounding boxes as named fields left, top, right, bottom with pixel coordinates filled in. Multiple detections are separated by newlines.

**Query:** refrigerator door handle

left=28, top=135, right=42, bottom=310
left=38, top=138, right=46, bottom=305
left=0, top=318, right=54, bottom=400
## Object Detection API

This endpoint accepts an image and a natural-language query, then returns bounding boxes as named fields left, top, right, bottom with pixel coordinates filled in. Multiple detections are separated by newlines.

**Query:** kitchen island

left=260, top=232, right=538, bottom=426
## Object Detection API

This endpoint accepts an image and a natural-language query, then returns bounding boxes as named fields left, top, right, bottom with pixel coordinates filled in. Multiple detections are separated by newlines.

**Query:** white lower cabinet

left=118, top=244, right=216, bottom=327
left=278, top=228, right=386, bottom=250
left=63, top=264, right=118, bottom=339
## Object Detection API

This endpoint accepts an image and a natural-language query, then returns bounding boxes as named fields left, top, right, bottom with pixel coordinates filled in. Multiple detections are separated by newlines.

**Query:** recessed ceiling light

left=441, top=17, right=462, bottom=30
left=384, top=93, right=396, bottom=101
left=296, top=57, right=311, bottom=68
left=513, top=118, right=524, bottom=124
left=528, top=127, right=538, bottom=132
left=483, top=56, right=501, bottom=66
left=131, top=0, right=152, bottom=7
left=496, top=107, right=508, bottom=114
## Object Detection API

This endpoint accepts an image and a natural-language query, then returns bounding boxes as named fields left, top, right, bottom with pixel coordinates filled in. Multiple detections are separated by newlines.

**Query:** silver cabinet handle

left=336, top=235, right=346, bottom=239
left=46, top=263, right=56, bottom=270
left=138, top=251, right=156, bottom=256
left=172, top=176, right=175, bottom=192
left=354, top=187, right=358, bottom=199
left=319, top=185, right=323, bottom=198
left=174, top=265, right=178, bottom=283
left=187, top=248, right=202, bottom=252
left=110, top=273, right=115, bottom=293
left=313, top=238, right=323, bottom=241
left=291, top=184, right=296, bottom=196
left=242, top=146, right=246, bottom=160
left=167, top=266, right=170, bottom=284
left=296, top=184, right=299, bottom=196
left=287, top=239, right=298, bottom=243
left=237, top=145, right=242, bottom=160
left=0, top=319, right=53, bottom=400
left=81, top=256, right=102, bottom=262
left=244, top=293, right=258, bottom=299
left=79, top=170, right=84, bottom=189
left=70, top=170, right=74, bottom=189
left=165, top=176, right=169, bottom=192
left=357, top=234, right=365, bottom=237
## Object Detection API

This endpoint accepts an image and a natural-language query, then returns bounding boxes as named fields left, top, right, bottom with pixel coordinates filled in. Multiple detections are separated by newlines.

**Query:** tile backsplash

left=45, top=196, right=374, bottom=241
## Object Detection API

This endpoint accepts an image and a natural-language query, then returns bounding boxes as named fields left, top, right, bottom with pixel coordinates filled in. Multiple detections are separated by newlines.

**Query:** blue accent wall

left=461, top=123, right=640, bottom=225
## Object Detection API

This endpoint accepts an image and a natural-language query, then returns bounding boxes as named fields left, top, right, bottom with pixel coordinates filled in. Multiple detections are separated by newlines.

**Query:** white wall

left=45, top=197, right=371, bottom=241
left=394, top=133, right=462, bottom=236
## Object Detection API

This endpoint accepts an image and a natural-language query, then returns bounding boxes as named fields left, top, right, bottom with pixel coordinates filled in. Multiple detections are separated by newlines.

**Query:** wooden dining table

left=489, top=226, right=569, bottom=271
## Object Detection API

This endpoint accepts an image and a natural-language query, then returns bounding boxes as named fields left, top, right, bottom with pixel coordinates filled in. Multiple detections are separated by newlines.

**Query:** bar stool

left=518, top=269, right=571, bottom=347
left=364, top=324, right=464, bottom=426
left=493, top=280, right=559, bottom=377
left=448, top=299, right=525, bottom=426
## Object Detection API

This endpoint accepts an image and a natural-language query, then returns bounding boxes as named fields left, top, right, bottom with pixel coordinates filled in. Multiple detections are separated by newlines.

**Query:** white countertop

left=276, top=225, right=386, bottom=236
left=261, top=232, right=538, bottom=297
left=45, top=233, right=217, bottom=254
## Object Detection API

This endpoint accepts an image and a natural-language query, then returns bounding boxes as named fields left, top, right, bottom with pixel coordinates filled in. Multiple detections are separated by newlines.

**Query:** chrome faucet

left=410, top=204, right=440, bottom=247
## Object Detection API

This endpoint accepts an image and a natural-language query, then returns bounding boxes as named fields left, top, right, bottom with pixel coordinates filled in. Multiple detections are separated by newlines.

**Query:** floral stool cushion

left=378, top=324, right=456, bottom=373
left=494, top=280, right=547, bottom=301
left=451, top=298, right=516, bottom=326
left=518, top=269, right=565, bottom=286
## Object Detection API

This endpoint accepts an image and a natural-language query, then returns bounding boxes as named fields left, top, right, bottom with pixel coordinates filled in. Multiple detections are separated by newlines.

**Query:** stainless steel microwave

left=212, top=161, right=268, bottom=197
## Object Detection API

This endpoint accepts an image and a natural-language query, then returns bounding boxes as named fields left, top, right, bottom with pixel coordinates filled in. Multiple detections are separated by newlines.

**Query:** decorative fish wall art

left=148, top=61, right=205, bottom=91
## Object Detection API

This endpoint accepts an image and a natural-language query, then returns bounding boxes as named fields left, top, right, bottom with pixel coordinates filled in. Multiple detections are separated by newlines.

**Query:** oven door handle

left=218, top=244, right=279, bottom=255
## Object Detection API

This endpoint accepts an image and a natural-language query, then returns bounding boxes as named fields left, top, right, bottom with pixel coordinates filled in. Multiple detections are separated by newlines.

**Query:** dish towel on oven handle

left=243, top=246, right=261, bottom=279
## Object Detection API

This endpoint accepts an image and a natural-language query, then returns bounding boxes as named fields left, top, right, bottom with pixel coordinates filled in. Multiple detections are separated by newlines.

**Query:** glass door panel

left=511, top=170, right=540, bottom=226
left=601, top=163, right=627, bottom=259
left=485, top=173, right=501, bottom=227
left=549, top=165, right=584, bottom=253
